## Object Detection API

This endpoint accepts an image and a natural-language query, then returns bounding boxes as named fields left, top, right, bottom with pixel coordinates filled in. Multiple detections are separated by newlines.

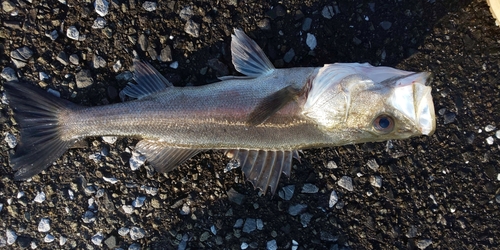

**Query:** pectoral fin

left=226, top=149, right=301, bottom=195
left=246, top=85, right=300, bottom=126
left=135, top=140, right=203, bottom=173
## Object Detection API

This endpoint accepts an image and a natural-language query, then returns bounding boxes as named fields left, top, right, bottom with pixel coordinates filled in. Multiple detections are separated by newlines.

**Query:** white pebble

left=370, top=175, right=382, bottom=188
left=130, top=227, right=146, bottom=240
left=66, top=26, right=80, bottom=40
left=92, top=17, right=106, bottom=29
left=329, top=190, right=338, bottom=208
left=132, top=196, right=146, bottom=208
left=496, top=130, right=500, bottom=139
left=122, top=205, right=134, bottom=214
left=485, top=125, right=496, bottom=132
left=91, top=232, right=104, bottom=246
left=322, top=6, right=334, bottom=19
left=210, top=225, right=217, bottom=235
left=118, top=227, right=129, bottom=236
left=0, top=203, right=3, bottom=213
left=486, top=136, right=494, bottom=145
left=102, top=136, right=118, bottom=144
left=38, top=218, right=51, bottom=232
left=326, top=161, right=338, bottom=169
left=44, top=234, right=55, bottom=243
left=366, top=159, right=379, bottom=171
left=142, top=1, right=157, bottom=11
left=267, top=239, right=278, bottom=250
left=301, top=183, right=319, bottom=193
left=306, top=33, right=317, bottom=50
left=129, top=151, right=146, bottom=171
left=34, top=191, right=46, bottom=203
left=103, top=176, right=118, bottom=184
left=59, top=236, right=67, bottom=246
left=497, top=173, right=500, bottom=181
left=4, top=132, right=17, bottom=148
left=170, top=61, right=179, bottom=69
left=337, top=176, right=353, bottom=191
left=241, top=242, right=248, bottom=249
left=94, top=0, right=109, bottom=17
left=39, top=71, right=50, bottom=81
left=6, top=229, right=17, bottom=245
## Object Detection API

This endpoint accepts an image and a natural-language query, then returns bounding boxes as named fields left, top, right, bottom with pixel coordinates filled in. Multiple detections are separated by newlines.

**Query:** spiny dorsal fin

left=226, top=149, right=300, bottom=195
left=135, top=140, right=203, bottom=173
left=246, top=85, right=300, bottom=126
left=122, top=60, right=173, bottom=99
left=231, top=29, right=275, bottom=78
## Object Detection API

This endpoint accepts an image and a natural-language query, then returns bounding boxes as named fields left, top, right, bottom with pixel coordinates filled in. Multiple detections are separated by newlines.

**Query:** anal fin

left=226, top=149, right=300, bottom=195
left=136, top=140, right=203, bottom=173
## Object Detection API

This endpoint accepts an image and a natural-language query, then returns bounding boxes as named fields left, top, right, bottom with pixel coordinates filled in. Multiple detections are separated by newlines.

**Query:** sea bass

left=3, top=29, right=436, bottom=194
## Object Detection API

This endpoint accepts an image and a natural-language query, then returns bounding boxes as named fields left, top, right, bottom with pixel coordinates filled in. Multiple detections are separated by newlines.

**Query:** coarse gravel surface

left=1, top=0, right=500, bottom=249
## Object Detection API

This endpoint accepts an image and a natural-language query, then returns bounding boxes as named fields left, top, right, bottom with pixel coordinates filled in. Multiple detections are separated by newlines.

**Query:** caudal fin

left=3, top=81, right=78, bottom=180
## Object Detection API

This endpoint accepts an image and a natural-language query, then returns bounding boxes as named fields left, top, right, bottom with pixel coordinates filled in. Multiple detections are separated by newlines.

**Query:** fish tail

left=3, top=81, right=79, bottom=180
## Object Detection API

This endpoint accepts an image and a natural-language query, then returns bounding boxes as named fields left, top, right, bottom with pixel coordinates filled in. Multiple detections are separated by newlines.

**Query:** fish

left=3, top=29, right=436, bottom=195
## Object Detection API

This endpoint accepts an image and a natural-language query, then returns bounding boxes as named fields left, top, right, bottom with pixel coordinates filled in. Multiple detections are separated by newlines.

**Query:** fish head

left=302, top=63, right=435, bottom=144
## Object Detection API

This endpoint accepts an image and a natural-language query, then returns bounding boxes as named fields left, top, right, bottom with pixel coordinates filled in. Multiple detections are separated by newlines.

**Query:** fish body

left=4, top=29, right=436, bottom=194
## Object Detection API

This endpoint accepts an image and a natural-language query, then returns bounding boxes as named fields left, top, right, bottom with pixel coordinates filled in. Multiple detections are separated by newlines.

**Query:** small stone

left=103, top=176, right=118, bottom=184
left=16, top=236, right=31, bottom=248
left=241, top=242, right=249, bottom=249
left=257, top=18, right=271, bottom=30
left=338, top=176, right=353, bottom=191
left=104, top=235, right=116, bottom=249
left=39, top=71, right=50, bottom=81
left=301, top=183, right=319, bottom=194
left=6, top=229, right=17, bottom=245
left=256, top=219, right=264, bottom=230
left=306, top=33, right=317, bottom=50
left=179, top=6, right=193, bottom=20
left=76, top=70, right=93, bottom=88
left=329, top=190, right=339, bottom=208
left=366, top=159, right=379, bottom=171
left=485, top=125, right=496, bottom=132
left=66, top=26, right=80, bottom=40
left=322, top=6, right=334, bottom=19
left=94, top=0, right=109, bottom=17
left=118, top=227, right=129, bottom=236
left=288, top=204, right=307, bottom=216
left=122, top=205, right=134, bottom=214
left=2, top=0, right=16, bottom=12
left=379, top=21, right=392, bottom=30
left=69, top=54, right=79, bottom=65
left=283, top=48, right=295, bottom=63
left=44, top=234, right=55, bottom=243
left=102, top=136, right=117, bottom=144
left=82, top=210, right=96, bottom=223
left=91, top=232, right=104, bottom=246
left=130, top=227, right=146, bottom=240
left=1, top=67, right=18, bottom=81
left=242, top=218, right=257, bottom=233
left=38, top=218, right=51, bottom=232
left=138, top=34, right=148, bottom=51
left=142, top=1, right=156, bottom=11
left=184, top=19, right=200, bottom=38
left=180, top=203, right=190, bottom=215
left=141, top=185, right=159, bottom=196
left=227, top=188, right=245, bottom=205
left=370, top=175, right=382, bottom=188
left=59, top=236, right=67, bottom=246
left=93, top=54, right=106, bottom=69
left=320, top=231, right=338, bottom=241
left=129, top=151, right=145, bottom=170
left=34, top=191, right=46, bottom=203
left=147, top=46, right=158, bottom=60
left=159, top=46, right=172, bottom=62
left=300, top=213, right=313, bottom=227
left=234, top=219, right=244, bottom=228
left=486, top=136, right=494, bottom=145
left=302, top=18, right=312, bottom=31
left=496, top=130, right=500, bottom=139
left=92, top=17, right=106, bottom=29
left=10, top=46, right=33, bottom=68
left=278, top=185, right=295, bottom=200
left=45, top=30, right=59, bottom=40
left=132, top=196, right=146, bottom=208
left=416, top=239, right=432, bottom=249
left=169, top=61, right=178, bottom=69
left=4, top=132, right=17, bottom=148
left=57, top=51, right=69, bottom=66
left=266, top=239, right=277, bottom=250
left=200, top=231, right=210, bottom=242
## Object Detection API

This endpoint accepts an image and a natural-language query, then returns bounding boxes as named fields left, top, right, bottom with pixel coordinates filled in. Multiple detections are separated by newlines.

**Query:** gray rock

left=242, top=218, right=257, bottom=233
left=443, top=112, right=456, bottom=124
left=301, top=183, right=319, bottom=194
left=322, top=6, right=334, bottom=19
left=288, top=203, right=307, bottom=216
left=45, top=30, right=59, bottom=40
left=370, top=175, right=382, bottom=188
left=278, top=185, right=295, bottom=200
left=2, top=0, right=15, bottom=12
left=132, top=196, right=146, bottom=208
left=366, top=159, right=379, bottom=171
left=233, top=218, right=244, bottom=228
left=76, top=70, right=93, bottom=88
left=66, top=26, right=80, bottom=40
left=283, top=48, right=295, bottom=63
left=159, top=45, right=172, bottom=62
left=57, top=51, right=69, bottom=65
left=91, top=232, right=104, bottom=246
left=69, top=54, right=79, bottom=65
left=92, top=17, right=106, bottom=29
left=44, top=234, right=55, bottom=243
left=179, top=6, right=193, bottom=21
left=306, top=33, right=317, bottom=50
left=6, top=229, right=17, bottom=245
left=416, top=239, right=432, bottom=249
left=320, top=231, right=338, bottom=241
left=82, top=210, right=96, bottom=223
left=184, top=19, right=200, bottom=38
left=257, top=18, right=271, bottom=30
left=92, top=54, right=106, bottom=68
left=147, top=46, right=158, bottom=60
left=267, top=239, right=277, bottom=250
left=138, top=33, right=148, bottom=51
left=94, top=0, right=109, bottom=17
left=104, top=235, right=116, bottom=248
left=129, top=226, right=146, bottom=240
left=38, top=218, right=51, bottom=232
left=129, top=243, right=141, bottom=250
left=300, top=213, right=313, bottom=227
left=142, top=1, right=156, bottom=12
left=118, top=227, right=129, bottom=236
left=302, top=18, right=312, bottom=31
left=1, top=67, right=18, bottom=81
left=338, top=176, right=353, bottom=191
left=10, top=46, right=33, bottom=68
left=379, top=21, right=392, bottom=30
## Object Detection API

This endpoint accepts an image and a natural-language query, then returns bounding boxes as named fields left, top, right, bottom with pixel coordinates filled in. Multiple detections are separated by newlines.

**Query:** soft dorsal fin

left=231, top=29, right=275, bottom=77
left=122, top=60, right=173, bottom=99
left=226, top=149, right=300, bottom=195
left=135, top=140, right=203, bottom=173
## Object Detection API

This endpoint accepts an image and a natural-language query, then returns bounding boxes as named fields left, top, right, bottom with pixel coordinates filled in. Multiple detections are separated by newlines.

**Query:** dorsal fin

left=231, top=29, right=275, bottom=78
left=122, top=60, right=173, bottom=99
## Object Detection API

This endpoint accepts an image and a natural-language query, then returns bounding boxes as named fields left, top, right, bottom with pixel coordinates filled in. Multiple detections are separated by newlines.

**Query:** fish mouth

left=390, top=72, right=436, bottom=136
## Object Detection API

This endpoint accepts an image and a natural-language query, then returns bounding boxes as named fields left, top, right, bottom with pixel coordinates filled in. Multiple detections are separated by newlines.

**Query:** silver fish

left=3, top=29, right=435, bottom=194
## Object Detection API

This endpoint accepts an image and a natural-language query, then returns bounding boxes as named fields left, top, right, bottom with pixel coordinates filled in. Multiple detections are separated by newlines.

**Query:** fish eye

left=373, top=115, right=394, bottom=133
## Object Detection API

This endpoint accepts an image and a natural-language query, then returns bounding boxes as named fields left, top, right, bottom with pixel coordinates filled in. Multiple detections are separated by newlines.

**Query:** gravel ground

left=1, top=0, right=500, bottom=249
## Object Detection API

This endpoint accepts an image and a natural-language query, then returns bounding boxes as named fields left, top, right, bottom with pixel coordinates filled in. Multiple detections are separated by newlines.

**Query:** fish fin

left=122, top=60, right=173, bottom=99
left=246, top=85, right=300, bottom=126
left=135, top=140, right=203, bottom=173
left=217, top=75, right=253, bottom=81
left=3, top=81, right=79, bottom=180
left=227, top=149, right=298, bottom=195
left=231, top=29, right=275, bottom=77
